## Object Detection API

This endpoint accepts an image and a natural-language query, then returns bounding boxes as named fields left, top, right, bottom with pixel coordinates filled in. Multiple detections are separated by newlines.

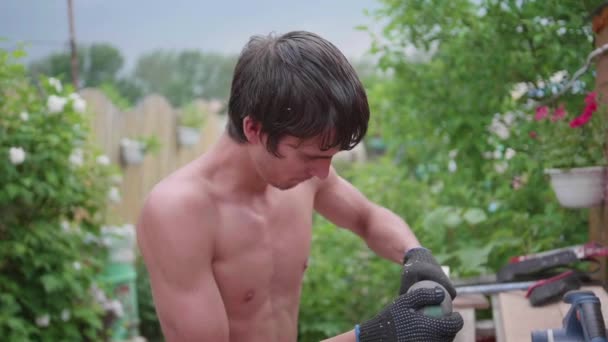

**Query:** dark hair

left=227, top=31, right=369, bottom=156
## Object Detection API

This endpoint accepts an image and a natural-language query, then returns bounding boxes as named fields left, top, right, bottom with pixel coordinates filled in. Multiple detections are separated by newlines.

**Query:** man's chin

left=271, top=179, right=307, bottom=190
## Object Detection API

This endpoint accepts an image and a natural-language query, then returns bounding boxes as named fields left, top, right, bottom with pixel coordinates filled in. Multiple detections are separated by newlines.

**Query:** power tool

left=531, top=290, right=607, bottom=342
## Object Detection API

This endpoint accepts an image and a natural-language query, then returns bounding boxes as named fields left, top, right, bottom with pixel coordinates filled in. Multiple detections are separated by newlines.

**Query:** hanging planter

left=544, top=166, right=605, bottom=208
left=177, top=126, right=201, bottom=147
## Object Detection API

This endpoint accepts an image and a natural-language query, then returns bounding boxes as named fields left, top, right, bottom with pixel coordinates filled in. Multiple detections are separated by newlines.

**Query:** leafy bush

left=0, top=48, right=120, bottom=341
left=136, top=257, right=163, bottom=342
left=298, top=215, right=401, bottom=342
left=99, top=83, right=133, bottom=111
left=178, top=102, right=207, bottom=129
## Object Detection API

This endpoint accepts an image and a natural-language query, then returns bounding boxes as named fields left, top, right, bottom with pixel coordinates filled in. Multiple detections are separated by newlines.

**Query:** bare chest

left=211, top=188, right=314, bottom=321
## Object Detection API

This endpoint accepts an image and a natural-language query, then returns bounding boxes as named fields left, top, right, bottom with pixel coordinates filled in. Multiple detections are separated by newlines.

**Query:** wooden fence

left=80, top=89, right=226, bottom=225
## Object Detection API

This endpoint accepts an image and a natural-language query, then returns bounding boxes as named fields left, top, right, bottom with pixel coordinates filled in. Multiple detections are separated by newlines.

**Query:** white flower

left=108, top=187, right=121, bottom=203
left=20, top=111, right=29, bottom=121
left=72, top=97, right=86, bottom=114
left=9, top=147, right=26, bottom=165
left=73, top=261, right=82, bottom=271
left=495, top=162, right=508, bottom=174
left=493, top=149, right=502, bottom=159
left=69, top=148, right=84, bottom=166
left=96, top=155, right=110, bottom=166
left=83, top=232, right=99, bottom=245
left=505, top=148, right=516, bottom=160
left=61, top=309, right=71, bottom=322
left=448, top=160, right=457, bottom=173
left=35, top=314, right=50, bottom=327
left=430, top=181, right=444, bottom=194
left=90, top=283, right=107, bottom=303
left=105, top=299, right=124, bottom=317
left=61, top=221, right=71, bottom=233
left=490, top=121, right=510, bottom=139
left=49, top=77, right=62, bottom=92
left=448, top=149, right=458, bottom=159
left=482, top=151, right=493, bottom=159
left=503, top=112, right=516, bottom=126
left=47, top=95, right=67, bottom=114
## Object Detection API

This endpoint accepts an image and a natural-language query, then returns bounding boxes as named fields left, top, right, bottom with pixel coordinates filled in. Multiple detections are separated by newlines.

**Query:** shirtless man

left=136, top=31, right=464, bottom=342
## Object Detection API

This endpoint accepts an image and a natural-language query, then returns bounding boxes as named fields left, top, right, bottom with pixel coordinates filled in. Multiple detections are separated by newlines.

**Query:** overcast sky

left=1, top=0, right=382, bottom=70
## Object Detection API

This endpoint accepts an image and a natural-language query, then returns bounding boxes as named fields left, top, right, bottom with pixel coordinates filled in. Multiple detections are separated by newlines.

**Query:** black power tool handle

left=578, top=301, right=607, bottom=341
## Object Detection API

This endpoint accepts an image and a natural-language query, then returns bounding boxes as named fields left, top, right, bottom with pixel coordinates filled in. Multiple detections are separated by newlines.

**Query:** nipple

left=244, top=290, right=255, bottom=302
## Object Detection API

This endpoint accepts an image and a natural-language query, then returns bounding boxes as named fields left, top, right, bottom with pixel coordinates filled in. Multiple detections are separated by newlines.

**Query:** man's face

left=252, top=135, right=339, bottom=190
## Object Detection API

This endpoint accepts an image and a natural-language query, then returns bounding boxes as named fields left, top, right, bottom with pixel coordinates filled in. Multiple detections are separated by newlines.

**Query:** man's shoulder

left=138, top=172, right=217, bottom=235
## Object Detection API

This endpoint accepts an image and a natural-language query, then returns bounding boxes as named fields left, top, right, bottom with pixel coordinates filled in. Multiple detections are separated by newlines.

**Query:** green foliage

left=178, top=102, right=207, bottom=129
left=351, top=0, right=602, bottom=272
left=0, top=48, right=121, bottom=340
left=299, top=215, right=401, bottom=341
left=136, top=258, right=164, bottom=342
left=99, top=83, right=132, bottom=111
left=138, top=136, right=161, bottom=155
left=133, top=50, right=237, bottom=106
left=28, top=43, right=124, bottom=88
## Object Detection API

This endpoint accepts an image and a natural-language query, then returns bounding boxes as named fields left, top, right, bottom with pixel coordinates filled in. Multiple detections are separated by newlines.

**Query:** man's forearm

left=362, top=205, right=421, bottom=264
left=322, top=330, right=356, bottom=342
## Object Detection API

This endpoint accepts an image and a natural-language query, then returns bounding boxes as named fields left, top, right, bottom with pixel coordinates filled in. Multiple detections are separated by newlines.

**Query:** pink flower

left=535, top=106, right=549, bottom=121
left=569, top=92, right=598, bottom=128
left=584, top=92, right=597, bottom=105
left=551, top=104, right=566, bottom=122
left=569, top=113, right=592, bottom=128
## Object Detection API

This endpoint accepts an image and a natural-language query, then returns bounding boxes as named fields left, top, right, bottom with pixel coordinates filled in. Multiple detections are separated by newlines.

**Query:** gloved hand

left=357, top=287, right=464, bottom=342
left=399, top=247, right=456, bottom=299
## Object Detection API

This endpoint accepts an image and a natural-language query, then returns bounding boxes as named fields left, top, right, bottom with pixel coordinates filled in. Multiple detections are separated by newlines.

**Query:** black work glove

left=358, top=287, right=464, bottom=342
left=399, top=247, right=457, bottom=299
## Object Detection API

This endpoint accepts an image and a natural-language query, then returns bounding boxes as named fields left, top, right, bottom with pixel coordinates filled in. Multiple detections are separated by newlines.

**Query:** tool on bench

left=455, top=242, right=608, bottom=305
left=531, top=290, right=607, bottom=342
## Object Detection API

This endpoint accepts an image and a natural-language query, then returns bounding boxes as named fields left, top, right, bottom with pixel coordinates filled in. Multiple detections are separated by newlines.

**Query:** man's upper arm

left=313, top=166, right=374, bottom=237
left=137, top=188, right=229, bottom=342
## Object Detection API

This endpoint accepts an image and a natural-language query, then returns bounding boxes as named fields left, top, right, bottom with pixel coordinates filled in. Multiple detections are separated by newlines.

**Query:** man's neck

left=204, top=133, right=270, bottom=196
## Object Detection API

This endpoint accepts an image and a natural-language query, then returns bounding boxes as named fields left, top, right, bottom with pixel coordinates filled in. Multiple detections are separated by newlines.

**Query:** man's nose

left=309, top=158, right=331, bottom=179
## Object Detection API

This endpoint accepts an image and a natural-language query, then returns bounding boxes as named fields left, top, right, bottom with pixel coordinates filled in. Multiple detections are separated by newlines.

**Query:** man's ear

left=243, top=116, right=262, bottom=144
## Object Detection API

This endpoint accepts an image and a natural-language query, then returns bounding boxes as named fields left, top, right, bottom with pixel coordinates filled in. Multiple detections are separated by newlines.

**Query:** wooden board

left=493, top=286, right=608, bottom=341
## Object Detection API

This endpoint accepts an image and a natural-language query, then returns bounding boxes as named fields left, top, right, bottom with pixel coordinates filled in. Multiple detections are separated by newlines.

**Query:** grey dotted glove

left=400, top=247, right=456, bottom=299
left=358, top=287, right=464, bottom=342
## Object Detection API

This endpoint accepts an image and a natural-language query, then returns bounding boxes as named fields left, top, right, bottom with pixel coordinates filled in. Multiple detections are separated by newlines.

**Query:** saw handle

left=497, top=250, right=579, bottom=282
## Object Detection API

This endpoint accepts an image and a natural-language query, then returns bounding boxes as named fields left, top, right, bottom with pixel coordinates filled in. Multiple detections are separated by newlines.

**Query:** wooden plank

left=452, top=294, right=489, bottom=342
left=493, top=286, right=608, bottom=342
left=453, top=294, right=490, bottom=310
left=491, top=295, right=506, bottom=342
left=454, top=308, right=475, bottom=342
